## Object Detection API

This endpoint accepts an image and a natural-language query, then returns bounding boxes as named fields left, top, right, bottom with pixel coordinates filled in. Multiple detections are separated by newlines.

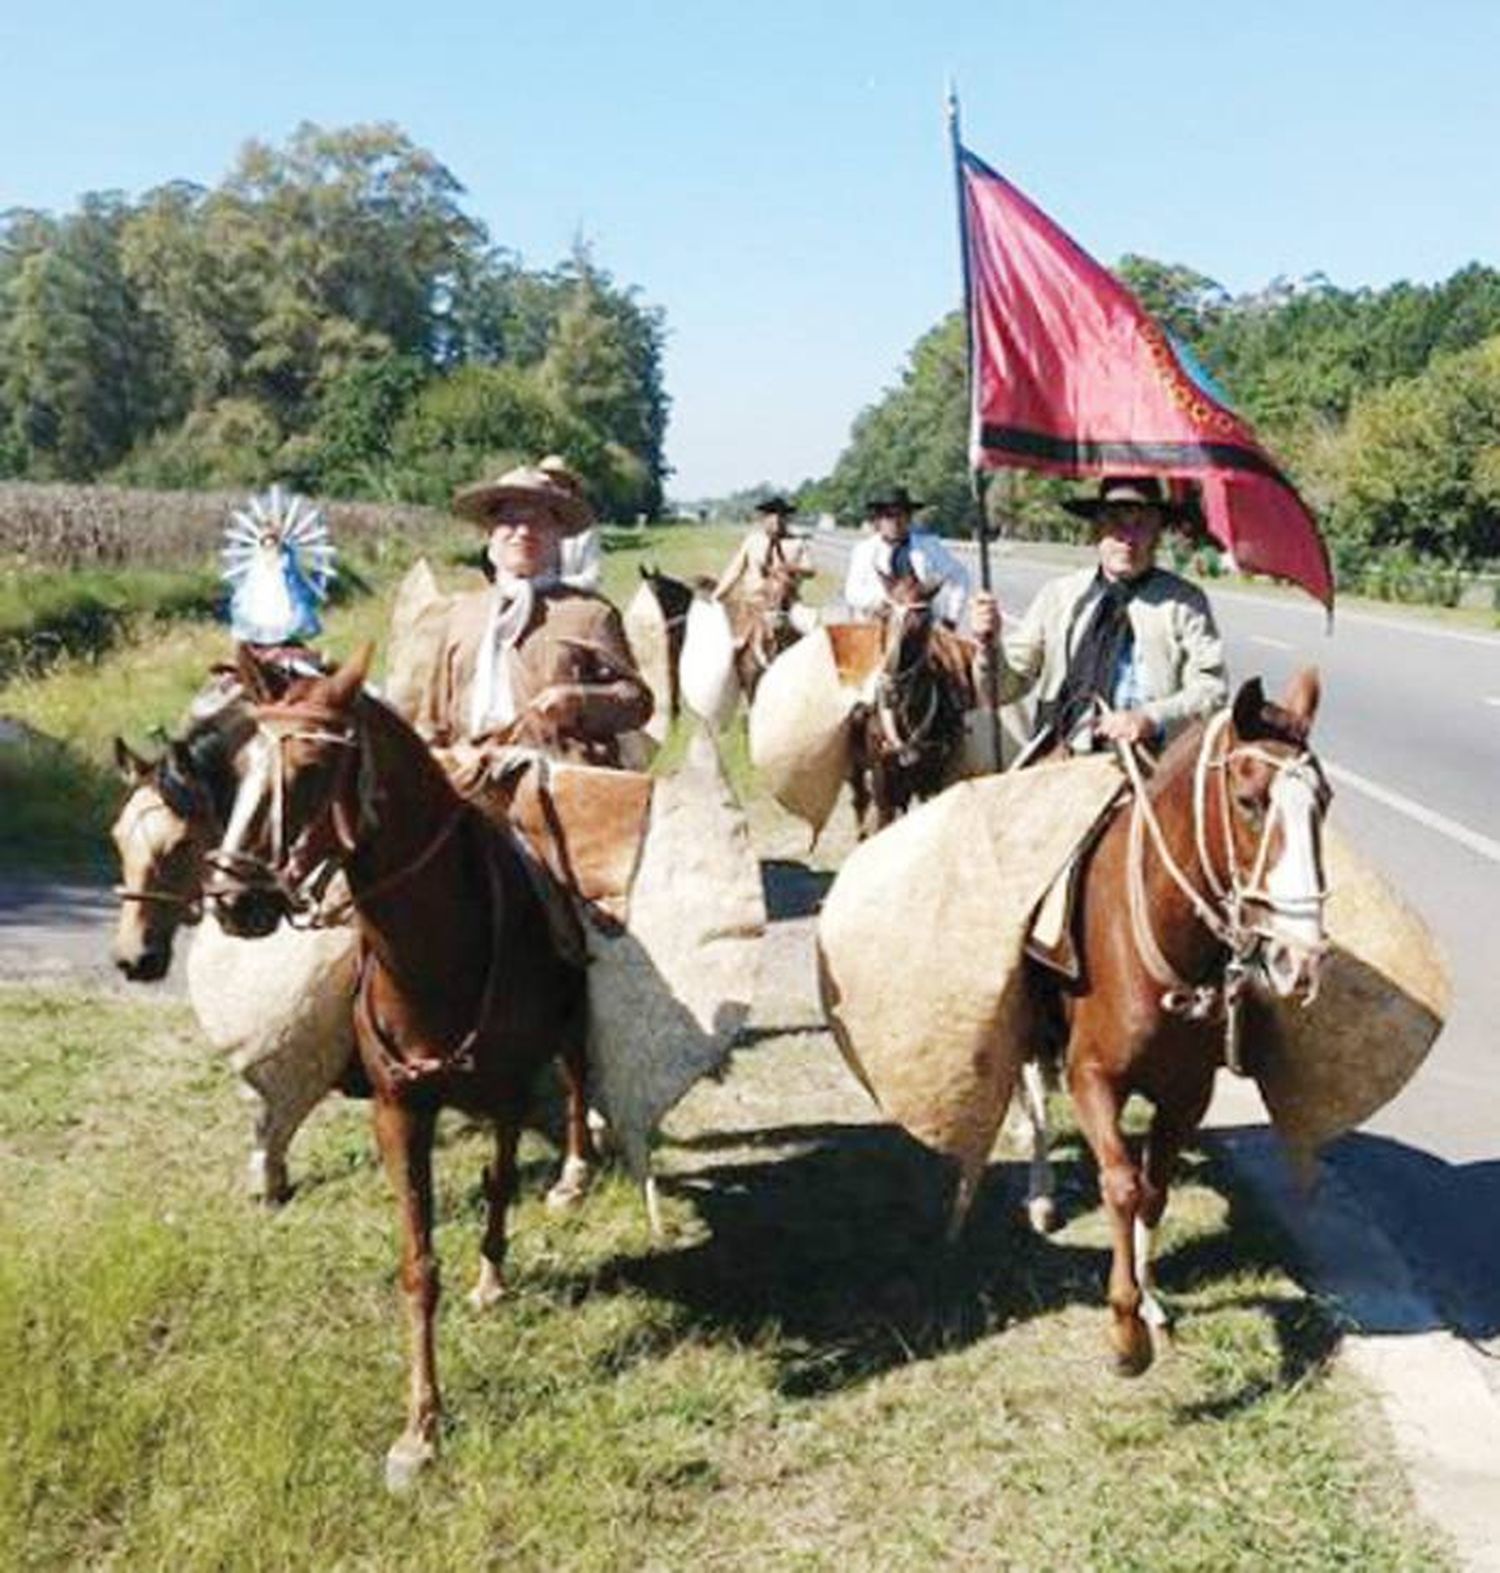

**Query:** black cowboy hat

left=754, top=496, right=797, bottom=517
left=865, top=484, right=925, bottom=515
left=1061, top=475, right=1190, bottom=523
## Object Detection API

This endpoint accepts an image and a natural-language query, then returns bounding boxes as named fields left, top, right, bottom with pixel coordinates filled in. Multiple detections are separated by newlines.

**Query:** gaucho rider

left=843, top=484, right=972, bottom=627
left=414, top=456, right=654, bottom=762
left=713, top=495, right=815, bottom=607
left=970, top=475, right=1227, bottom=756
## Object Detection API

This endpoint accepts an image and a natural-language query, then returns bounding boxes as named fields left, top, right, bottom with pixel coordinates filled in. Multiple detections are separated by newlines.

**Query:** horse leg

left=242, top=1087, right=291, bottom=1206
left=242, top=1055, right=334, bottom=1206
left=545, top=1027, right=598, bottom=1212
left=470, top=1117, right=521, bottom=1310
left=1017, top=1059, right=1058, bottom=1235
left=373, top=1096, right=442, bottom=1491
left=1068, top=1058, right=1152, bottom=1376
left=1135, top=1076, right=1215, bottom=1338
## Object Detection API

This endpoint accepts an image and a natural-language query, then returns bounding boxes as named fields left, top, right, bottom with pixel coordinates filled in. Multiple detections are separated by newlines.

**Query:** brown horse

left=637, top=563, right=694, bottom=719
left=846, top=573, right=975, bottom=835
left=212, top=646, right=596, bottom=1487
left=1038, top=668, right=1330, bottom=1373
left=722, top=560, right=805, bottom=702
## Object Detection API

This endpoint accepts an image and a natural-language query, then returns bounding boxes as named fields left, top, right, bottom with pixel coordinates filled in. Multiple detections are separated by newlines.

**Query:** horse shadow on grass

left=570, top=1121, right=1342, bottom=1406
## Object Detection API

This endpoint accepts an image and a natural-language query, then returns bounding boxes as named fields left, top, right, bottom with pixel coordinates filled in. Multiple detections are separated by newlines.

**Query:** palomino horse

left=1039, top=669, right=1330, bottom=1373
left=111, top=681, right=360, bottom=1203
left=213, top=646, right=597, bottom=1488
left=846, top=573, right=975, bottom=835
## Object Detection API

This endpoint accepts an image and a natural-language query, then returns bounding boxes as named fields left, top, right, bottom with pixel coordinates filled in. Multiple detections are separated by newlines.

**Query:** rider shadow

left=595, top=1123, right=1127, bottom=1399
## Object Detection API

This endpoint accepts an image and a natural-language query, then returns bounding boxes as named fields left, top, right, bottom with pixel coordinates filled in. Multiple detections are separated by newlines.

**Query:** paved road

left=815, top=528, right=1500, bottom=1345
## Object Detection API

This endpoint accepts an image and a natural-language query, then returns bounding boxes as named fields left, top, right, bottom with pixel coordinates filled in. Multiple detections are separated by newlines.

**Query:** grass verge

left=0, top=985, right=1448, bottom=1570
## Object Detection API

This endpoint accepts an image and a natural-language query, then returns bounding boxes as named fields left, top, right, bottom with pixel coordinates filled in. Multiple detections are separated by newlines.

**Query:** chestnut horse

left=211, top=646, right=596, bottom=1488
left=847, top=573, right=975, bottom=835
left=722, top=560, right=805, bottom=702
left=1031, top=669, right=1330, bottom=1373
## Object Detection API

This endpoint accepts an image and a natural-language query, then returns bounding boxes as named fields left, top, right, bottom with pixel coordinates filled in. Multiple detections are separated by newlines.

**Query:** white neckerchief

left=470, top=570, right=558, bottom=736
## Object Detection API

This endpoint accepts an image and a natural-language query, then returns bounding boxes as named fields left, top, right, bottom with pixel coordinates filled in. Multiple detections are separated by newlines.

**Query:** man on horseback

left=713, top=495, right=814, bottom=605
left=843, top=485, right=971, bottom=628
left=971, top=475, right=1227, bottom=756
left=415, top=456, right=653, bottom=766
left=711, top=495, right=816, bottom=698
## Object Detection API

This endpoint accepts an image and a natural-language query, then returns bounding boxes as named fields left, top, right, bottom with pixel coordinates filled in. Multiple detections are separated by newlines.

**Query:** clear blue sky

left=3, top=0, right=1497, bottom=497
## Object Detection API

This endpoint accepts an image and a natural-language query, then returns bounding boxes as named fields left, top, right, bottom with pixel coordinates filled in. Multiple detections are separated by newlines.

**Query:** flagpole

left=947, top=83, right=1003, bottom=771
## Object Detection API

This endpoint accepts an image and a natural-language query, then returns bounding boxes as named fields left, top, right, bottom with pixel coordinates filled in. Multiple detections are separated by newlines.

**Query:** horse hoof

left=545, top=1157, right=594, bottom=1213
left=384, top=1434, right=437, bottom=1493
left=467, top=1260, right=507, bottom=1311
left=1026, top=1196, right=1059, bottom=1235
left=1111, top=1322, right=1155, bottom=1378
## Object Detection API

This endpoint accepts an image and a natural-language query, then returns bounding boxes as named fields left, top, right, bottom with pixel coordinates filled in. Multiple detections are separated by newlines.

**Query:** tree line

left=0, top=123, right=670, bottom=520
left=806, top=259, right=1500, bottom=573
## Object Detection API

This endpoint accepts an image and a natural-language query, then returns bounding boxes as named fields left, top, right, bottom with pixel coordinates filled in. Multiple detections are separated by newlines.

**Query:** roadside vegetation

left=0, top=982, right=1448, bottom=1569
left=0, top=520, right=732, bottom=873
left=0, top=123, right=668, bottom=521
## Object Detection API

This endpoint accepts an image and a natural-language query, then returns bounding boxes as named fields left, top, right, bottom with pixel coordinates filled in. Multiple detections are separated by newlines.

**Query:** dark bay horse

left=1036, top=669, right=1330, bottom=1373
left=213, top=646, right=596, bottom=1488
left=637, top=563, right=694, bottom=720
left=847, top=573, right=975, bottom=835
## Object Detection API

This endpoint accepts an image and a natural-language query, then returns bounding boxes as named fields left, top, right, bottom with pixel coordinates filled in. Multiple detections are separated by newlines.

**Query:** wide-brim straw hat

left=452, top=457, right=594, bottom=535
left=1061, top=474, right=1188, bottom=524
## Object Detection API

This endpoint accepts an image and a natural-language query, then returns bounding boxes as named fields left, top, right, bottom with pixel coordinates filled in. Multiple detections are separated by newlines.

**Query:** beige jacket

left=713, top=528, right=813, bottom=602
left=982, top=565, right=1227, bottom=743
left=414, top=584, right=653, bottom=767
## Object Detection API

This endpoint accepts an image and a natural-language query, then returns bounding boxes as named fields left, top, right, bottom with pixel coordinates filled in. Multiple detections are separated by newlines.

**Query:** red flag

left=959, top=148, right=1333, bottom=610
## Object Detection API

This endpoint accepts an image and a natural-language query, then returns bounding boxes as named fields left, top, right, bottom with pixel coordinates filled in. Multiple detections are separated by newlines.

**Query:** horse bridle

left=206, top=702, right=468, bottom=928
left=113, top=779, right=215, bottom=924
left=1116, top=706, right=1331, bottom=1069
left=875, top=599, right=945, bottom=765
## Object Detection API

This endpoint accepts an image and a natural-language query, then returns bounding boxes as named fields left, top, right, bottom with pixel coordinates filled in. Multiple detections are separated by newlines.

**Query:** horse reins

left=114, top=793, right=210, bottom=924
left=1114, top=708, right=1329, bottom=1072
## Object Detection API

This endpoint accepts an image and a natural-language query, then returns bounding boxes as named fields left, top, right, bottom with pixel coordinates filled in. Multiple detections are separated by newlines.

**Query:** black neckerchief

left=1041, top=568, right=1154, bottom=741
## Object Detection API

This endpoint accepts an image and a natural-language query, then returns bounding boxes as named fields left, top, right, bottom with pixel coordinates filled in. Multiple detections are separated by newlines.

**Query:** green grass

left=0, top=986, right=1447, bottom=1570
left=0, top=523, right=742, bottom=874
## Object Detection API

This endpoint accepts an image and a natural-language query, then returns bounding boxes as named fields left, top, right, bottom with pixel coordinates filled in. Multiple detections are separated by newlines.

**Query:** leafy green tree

left=1333, top=335, right=1500, bottom=561
left=0, top=196, right=172, bottom=478
left=819, top=313, right=975, bottom=533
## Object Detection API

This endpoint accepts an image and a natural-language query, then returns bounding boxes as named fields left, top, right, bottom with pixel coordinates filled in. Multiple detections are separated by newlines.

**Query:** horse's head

left=109, top=682, right=258, bottom=979
left=876, top=571, right=938, bottom=674
left=1215, top=667, right=1331, bottom=1002
left=207, top=644, right=371, bottom=938
left=110, top=738, right=211, bottom=980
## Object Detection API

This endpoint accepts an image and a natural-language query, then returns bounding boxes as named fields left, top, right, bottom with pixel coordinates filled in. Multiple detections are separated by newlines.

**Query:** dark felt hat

left=754, top=496, right=797, bottom=517
left=1061, top=475, right=1187, bottom=523
left=865, top=484, right=925, bottom=515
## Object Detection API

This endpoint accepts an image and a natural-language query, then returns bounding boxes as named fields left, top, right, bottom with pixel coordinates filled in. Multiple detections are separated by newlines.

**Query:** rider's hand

left=531, top=685, right=585, bottom=726
left=1094, top=709, right=1157, bottom=747
left=971, top=591, right=1001, bottom=641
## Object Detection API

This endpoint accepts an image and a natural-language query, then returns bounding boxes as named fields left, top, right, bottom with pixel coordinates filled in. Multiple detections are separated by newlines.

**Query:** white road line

left=1247, top=634, right=1293, bottom=651
left=1485, top=697, right=1500, bottom=709
left=1326, top=763, right=1500, bottom=865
